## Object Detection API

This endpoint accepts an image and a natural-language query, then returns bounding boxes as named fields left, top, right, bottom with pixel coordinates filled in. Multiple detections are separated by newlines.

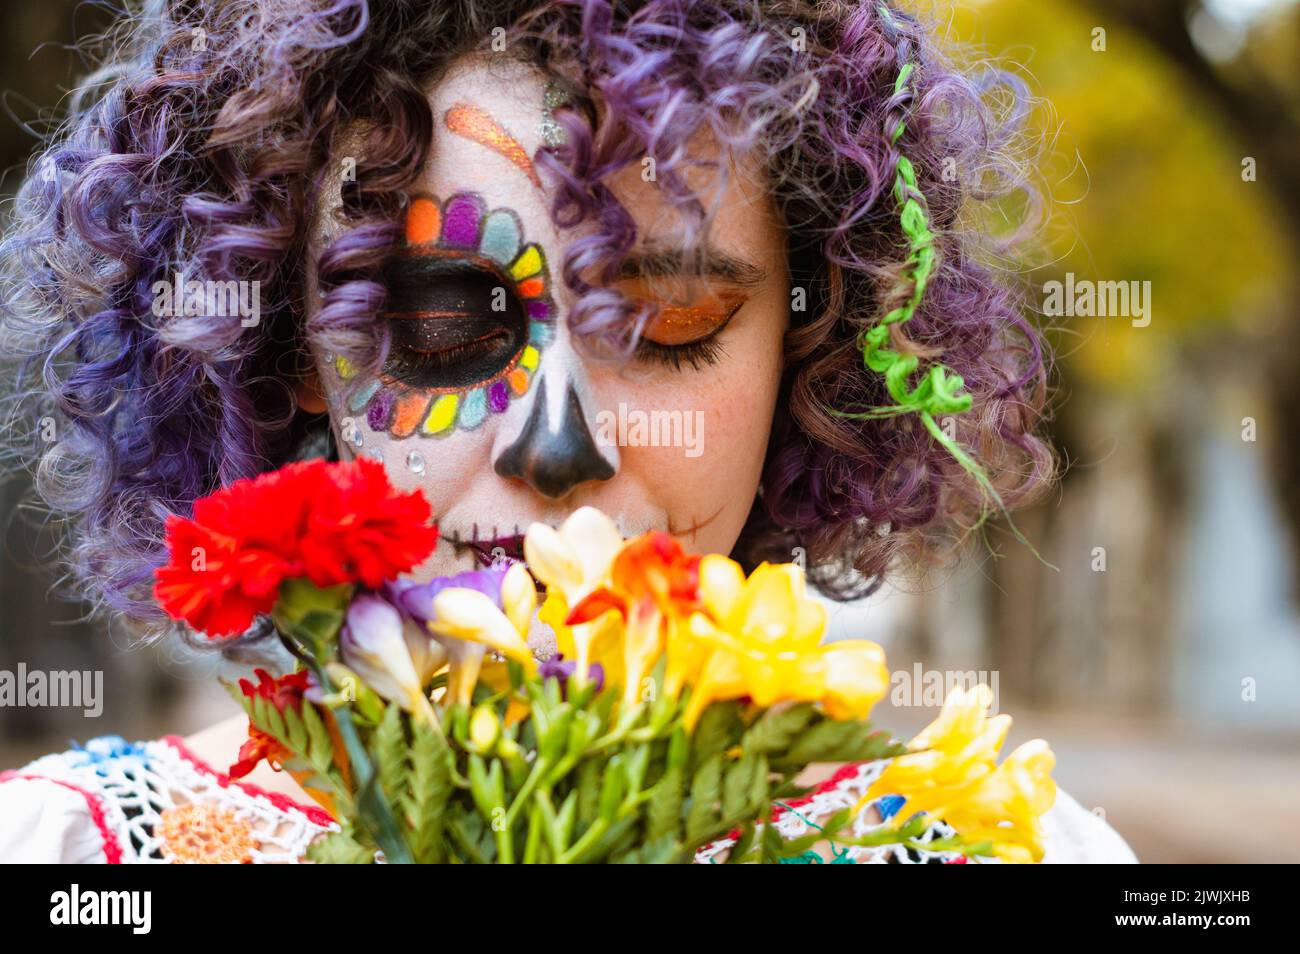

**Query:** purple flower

left=539, top=653, right=577, bottom=683
left=393, top=566, right=509, bottom=625
left=339, top=593, right=441, bottom=713
left=538, top=654, right=604, bottom=697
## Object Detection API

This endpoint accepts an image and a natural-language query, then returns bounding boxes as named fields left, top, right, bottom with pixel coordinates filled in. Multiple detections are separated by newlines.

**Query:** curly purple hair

left=0, top=0, right=1052, bottom=627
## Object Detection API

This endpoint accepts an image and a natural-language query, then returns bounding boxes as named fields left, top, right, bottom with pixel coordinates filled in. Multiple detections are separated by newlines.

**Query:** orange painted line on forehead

left=444, top=103, right=542, bottom=189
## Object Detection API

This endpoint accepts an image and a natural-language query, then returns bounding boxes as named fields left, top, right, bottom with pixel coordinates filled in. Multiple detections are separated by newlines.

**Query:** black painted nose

left=494, top=375, right=615, bottom=498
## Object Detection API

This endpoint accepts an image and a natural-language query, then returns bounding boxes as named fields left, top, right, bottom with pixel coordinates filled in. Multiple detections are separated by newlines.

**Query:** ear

left=294, top=365, right=329, bottom=414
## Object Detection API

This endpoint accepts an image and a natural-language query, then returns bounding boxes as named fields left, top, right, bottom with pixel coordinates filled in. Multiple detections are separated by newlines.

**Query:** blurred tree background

left=0, top=2, right=229, bottom=775
left=854, top=0, right=1300, bottom=862
left=1, top=0, right=1297, bottom=861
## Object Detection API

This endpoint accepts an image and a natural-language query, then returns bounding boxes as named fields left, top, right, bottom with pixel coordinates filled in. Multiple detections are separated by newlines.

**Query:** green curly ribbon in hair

left=839, top=6, right=1052, bottom=565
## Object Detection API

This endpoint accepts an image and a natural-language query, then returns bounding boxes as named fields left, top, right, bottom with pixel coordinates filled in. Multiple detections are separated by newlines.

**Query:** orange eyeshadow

left=644, top=302, right=737, bottom=345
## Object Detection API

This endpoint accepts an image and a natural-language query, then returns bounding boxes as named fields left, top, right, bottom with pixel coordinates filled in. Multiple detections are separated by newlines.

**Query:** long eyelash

left=635, top=336, right=727, bottom=371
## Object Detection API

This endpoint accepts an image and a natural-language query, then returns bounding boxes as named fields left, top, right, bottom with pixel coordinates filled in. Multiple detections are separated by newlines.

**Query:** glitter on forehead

left=540, top=81, right=571, bottom=149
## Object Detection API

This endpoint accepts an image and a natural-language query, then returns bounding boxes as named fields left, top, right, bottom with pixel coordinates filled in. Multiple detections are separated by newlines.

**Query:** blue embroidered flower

left=875, top=794, right=906, bottom=821
left=68, top=735, right=149, bottom=773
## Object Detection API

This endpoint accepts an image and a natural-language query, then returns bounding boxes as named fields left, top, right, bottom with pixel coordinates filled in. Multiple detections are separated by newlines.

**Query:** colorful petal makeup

left=335, top=192, right=555, bottom=438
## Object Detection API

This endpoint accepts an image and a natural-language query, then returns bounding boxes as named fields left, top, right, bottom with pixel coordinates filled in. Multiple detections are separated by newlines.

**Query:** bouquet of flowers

left=155, top=459, right=1057, bottom=864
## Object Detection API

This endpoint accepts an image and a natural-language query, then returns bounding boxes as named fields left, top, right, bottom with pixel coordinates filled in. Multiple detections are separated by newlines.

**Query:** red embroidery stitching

left=719, top=761, right=875, bottom=843
left=0, top=771, right=124, bottom=863
left=160, top=735, right=335, bottom=827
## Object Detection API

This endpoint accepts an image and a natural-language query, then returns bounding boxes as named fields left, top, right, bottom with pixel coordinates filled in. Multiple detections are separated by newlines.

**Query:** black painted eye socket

left=381, top=252, right=527, bottom=390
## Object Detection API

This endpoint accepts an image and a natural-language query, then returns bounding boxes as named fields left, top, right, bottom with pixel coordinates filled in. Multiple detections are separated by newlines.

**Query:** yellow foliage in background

left=912, top=0, right=1295, bottom=390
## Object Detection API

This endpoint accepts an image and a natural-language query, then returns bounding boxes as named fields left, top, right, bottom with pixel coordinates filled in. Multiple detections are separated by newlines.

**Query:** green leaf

left=779, top=718, right=903, bottom=767
left=404, top=718, right=453, bottom=863
left=264, top=701, right=287, bottom=745
left=373, top=701, right=408, bottom=804
left=565, top=813, right=639, bottom=864
left=749, top=753, right=770, bottom=814
left=728, top=822, right=757, bottom=864
left=282, top=703, right=309, bottom=754
left=722, top=753, right=758, bottom=820
left=274, top=578, right=352, bottom=649
left=247, top=694, right=268, bottom=734
left=614, top=833, right=678, bottom=864
left=576, top=758, right=602, bottom=824
left=690, top=701, right=741, bottom=768
left=743, top=704, right=816, bottom=755
left=448, top=815, right=490, bottom=864
left=685, top=753, right=723, bottom=843
left=597, top=753, right=625, bottom=821
left=556, top=791, right=579, bottom=847
left=645, top=764, right=684, bottom=842
left=306, top=830, right=375, bottom=864
left=761, top=820, right=786, bottom=863
left=301, top=701, right=334, bottom=775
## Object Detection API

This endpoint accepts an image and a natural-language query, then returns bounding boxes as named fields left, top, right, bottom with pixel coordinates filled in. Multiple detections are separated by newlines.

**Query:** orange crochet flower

left=156, top=803, right=257, bottom=864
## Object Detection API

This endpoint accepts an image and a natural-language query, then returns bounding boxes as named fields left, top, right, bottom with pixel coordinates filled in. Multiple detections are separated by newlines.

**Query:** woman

left=0, top=0, right=1134, bottom=862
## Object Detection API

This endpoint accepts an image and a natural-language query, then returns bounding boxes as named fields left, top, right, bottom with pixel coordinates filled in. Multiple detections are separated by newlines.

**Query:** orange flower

left=228, top=726, right=293, bottom=780
left=567, top=532, right=702, bottom=707
left=228, top=668, right=310, bottom=779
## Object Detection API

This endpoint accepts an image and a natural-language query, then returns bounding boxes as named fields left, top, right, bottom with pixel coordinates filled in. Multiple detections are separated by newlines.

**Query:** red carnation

left=299, top=458, right=440, bottom=588
left=154, top=459, right=438, bottom=638
left=153, top=518, right=299, bottom=638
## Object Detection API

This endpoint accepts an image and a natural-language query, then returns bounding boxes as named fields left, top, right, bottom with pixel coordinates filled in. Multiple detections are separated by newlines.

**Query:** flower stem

left=503, top=757, right=551, bottom=830
left=300, top=652, right=414, bottom=864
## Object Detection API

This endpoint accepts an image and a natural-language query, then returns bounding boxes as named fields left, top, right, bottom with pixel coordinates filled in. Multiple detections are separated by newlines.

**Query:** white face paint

left=301, top=54, right=790, bottom=588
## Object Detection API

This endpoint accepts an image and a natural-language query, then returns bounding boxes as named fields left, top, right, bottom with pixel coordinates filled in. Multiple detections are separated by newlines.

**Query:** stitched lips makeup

left=446, top=531, right=528, bottom=569
left=335, top=191, right=555, bottom=437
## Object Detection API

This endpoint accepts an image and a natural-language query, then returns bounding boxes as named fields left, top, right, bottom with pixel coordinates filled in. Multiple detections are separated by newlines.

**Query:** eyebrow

left=615, top=247, right=768, bottom=289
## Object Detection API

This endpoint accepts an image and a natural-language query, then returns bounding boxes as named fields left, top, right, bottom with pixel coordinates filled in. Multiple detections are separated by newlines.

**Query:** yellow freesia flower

left=524, top=508, right=623, bottom=687
left=538, top=590, right=624, bottom=690
left=810, top=640, right=891, bottom=721
left=933, top=738, right=1057, bottom=863
left=857, top=684, right=1057, bottom=863
left=681, top=556, right=888, bottom=728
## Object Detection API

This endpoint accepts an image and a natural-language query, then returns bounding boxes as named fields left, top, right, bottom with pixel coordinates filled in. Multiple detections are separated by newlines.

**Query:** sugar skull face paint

left=303, top=55, right=790, bottom=593
left=335, top=191, right=556, bottom=438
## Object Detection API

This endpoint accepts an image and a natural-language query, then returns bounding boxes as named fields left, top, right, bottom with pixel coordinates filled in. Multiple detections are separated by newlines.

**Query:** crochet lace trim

left=693, top=761, right=966, bottom=864
left=1, top=735, right=337, bottom=863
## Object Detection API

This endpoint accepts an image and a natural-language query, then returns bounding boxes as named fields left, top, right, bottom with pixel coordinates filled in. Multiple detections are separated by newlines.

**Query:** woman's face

left=304, top=55, right=789, bottom=588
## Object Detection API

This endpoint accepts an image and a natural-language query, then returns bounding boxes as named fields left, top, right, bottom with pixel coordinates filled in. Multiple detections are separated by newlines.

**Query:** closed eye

left=381, top=251, right=527, bottom=389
